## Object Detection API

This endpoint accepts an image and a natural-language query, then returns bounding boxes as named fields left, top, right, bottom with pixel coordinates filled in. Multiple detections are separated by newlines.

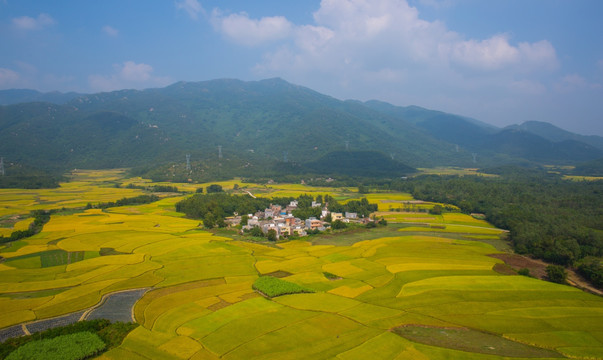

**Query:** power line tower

left=218, top=146, right=222, bottom=159
left=345, top=141, right=350, bottom=151
left=186, top=154, right=191, bottom=171
left=283, top=151, right=288, bottom=163
left=472, top=153, right=477, bottom=164
left=0, top=157, right=4, bottom=176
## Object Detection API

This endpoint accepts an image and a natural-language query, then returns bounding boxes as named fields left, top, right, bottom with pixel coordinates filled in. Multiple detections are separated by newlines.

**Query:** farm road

left=0, top=288, right=148, bottom=343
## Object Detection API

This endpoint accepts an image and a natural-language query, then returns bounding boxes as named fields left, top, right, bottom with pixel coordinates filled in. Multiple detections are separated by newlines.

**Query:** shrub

left=252, top=276, right=313, bottom=297
left=517, top=268, right=531, bottom=276
left=6, top=332, right=105, bottom=360
left=546, top=264, right=567, bottom=284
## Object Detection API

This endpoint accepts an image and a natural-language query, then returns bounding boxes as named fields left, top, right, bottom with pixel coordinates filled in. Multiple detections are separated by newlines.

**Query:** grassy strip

left=6, top=332, right=105, bottom=360
left=252, top=276, right=314, bottom=298
left=0, top=320, right=137, bottom=360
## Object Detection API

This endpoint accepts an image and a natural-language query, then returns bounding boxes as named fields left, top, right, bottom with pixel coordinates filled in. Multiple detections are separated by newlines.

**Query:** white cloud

left=554, top=74, right=601, bottom=93
left=418, top=0, right=455, bottom=9
left=0, top=68, right=20, bottom=87
left=211, top=10, right=293, bottom=46
left=102, top=25, right=119, bottom=37
left=89, top=61, right=171, bottom=92
left=12, top=13, right=55, bottom=31
left=243, top=0, right=560, bottom=101
left=176, top=0, right=204, bottom=20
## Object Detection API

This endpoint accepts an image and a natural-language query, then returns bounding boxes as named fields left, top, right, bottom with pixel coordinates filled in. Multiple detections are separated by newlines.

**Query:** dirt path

left=490, top=253, right=603, bottom=296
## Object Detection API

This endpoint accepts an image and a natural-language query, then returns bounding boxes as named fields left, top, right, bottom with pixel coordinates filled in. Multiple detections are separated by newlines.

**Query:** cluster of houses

left=228, top=200, right=368, bottom=239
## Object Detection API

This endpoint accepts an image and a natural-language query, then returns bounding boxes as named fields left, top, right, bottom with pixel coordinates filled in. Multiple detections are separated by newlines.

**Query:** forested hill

left=1, top=78, right=602, bottom=180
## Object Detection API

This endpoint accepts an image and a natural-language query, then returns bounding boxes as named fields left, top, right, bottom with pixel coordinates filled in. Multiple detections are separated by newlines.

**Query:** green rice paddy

left=0, top=170, right=602, bottom=360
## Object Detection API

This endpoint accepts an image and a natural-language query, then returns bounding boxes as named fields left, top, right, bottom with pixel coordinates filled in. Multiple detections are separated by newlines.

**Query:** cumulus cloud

left=88, top=61, right=171, bottom=92
left=12, top=13, right=55, bottom=30
left=176, top=0, right=204, bottom=20
left=102, top=25, right=119, bottom=37
left=211, top=10, right=293, bottom=46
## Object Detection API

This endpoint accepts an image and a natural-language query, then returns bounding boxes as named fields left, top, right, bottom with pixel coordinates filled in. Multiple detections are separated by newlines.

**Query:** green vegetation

left=0, top=210, right=51, bottom=245
left=2, top=170, right=603, bottom=360
left=85, top=194, right=159, bottom=209
left=5, top=332, right=105, bottom=360
left=546, top=264, right=568, bottom=284
left=389, top=168, right=603, bottom=287
left=252, top=276, right=314, bottom=298
left=0, top=320, right=137, bottom=360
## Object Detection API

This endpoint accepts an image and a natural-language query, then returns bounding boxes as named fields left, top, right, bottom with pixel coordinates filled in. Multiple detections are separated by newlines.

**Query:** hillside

left=507, top=121, right=603, bottom=151
left=0, top=89, right=83, bottom=105
left=365, top=100, right=603, bottom=165
left=1, top=78, right=601, bottom=181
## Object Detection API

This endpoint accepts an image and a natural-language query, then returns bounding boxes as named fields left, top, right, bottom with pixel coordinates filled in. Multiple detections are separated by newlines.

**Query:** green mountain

left=1, top=78, right=601, bottom=182
left=506, top=121, right=603, bottom=151
left=365, top=100, right=603, bottom=165
left=0, top=89, right=83, bottom=105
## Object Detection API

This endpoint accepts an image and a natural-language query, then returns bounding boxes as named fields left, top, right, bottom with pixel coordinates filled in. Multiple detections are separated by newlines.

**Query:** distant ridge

left=506, top=121, right=603, bottom=151
left=1, top=78, right=601, bottom=179
left=0, top=89, right=84, bottom=105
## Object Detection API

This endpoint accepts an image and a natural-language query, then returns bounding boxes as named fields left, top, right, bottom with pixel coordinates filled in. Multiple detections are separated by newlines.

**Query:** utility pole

left=186, top=154, right=191, bottom=171
left=0, top=157, right=4, bottom=176
left=218, top=146, right=222, bottom=159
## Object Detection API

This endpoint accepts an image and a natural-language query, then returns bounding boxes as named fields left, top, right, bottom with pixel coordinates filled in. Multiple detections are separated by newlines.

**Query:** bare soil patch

left=262, top=270, right=293, bottom=278
left=393, top=325, right=563, bottom=358
left=207, top=299, right=231, bottom=311
left=490, top=253, right=603, bottom=296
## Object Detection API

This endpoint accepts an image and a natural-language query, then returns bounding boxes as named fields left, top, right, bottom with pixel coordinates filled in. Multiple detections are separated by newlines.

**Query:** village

left=228, top=200, right=371, bottom=239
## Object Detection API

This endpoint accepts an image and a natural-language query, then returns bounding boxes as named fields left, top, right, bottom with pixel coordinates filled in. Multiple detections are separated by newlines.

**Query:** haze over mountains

left=1, top=78, right=602, bottom=178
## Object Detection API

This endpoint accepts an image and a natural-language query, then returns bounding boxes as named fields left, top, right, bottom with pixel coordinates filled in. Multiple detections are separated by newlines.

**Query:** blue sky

left=1, top=0, right=602, bottom=136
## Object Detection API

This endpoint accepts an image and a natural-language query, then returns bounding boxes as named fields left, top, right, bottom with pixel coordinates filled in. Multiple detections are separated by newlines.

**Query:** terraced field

left=1, top=170, right=602, bottom=359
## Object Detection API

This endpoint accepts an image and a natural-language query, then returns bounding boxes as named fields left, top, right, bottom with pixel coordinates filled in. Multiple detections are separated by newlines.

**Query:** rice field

left=1, top=169, right=602, bottom=360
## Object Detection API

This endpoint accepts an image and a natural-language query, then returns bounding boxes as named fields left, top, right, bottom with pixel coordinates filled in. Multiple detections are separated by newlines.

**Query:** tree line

left=386, top=168, right=603, bottom=288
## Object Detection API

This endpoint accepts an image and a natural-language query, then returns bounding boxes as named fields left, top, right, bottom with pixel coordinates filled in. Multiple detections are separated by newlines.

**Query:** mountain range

left=1, top=78, right=602, bottom=179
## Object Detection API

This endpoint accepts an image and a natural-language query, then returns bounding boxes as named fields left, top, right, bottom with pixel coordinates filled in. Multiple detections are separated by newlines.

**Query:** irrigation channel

left=0, top=288, right=148, bottom=343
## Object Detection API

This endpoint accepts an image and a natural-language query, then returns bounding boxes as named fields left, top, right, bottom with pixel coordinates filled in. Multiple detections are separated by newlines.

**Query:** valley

left=0, top=170, right=602, bottom=359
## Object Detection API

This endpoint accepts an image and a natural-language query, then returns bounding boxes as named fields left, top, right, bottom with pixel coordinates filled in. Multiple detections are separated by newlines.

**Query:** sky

left=1, top=0, right=602, bottom=136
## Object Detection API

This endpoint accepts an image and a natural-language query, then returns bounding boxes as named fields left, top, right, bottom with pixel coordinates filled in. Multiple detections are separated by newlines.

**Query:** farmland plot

left=1, top=170, right=602, bottom=360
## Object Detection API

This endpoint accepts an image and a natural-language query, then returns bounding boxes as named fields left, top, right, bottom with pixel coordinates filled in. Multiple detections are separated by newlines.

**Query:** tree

left=240, top=215, right=249, bottom=226
left=324, top=213, right=332, bottom=223
left=267, top=229, right=277, bottom=242
left=332, top=220, right=347, bottom=230
left=429, top=204, right=443, bottom=215
left=546, top=264, right=567, bottom=284
left=203, top=213, right=215, bottom=229
left=358, top=185, right=368, bottom=194
left=195, top=187, right=204, bottom=193
left=206, top=184, right=223, bottom=193
left=249, top=226, right=264, bottom=237
left=378, top=217, right=388, bottom=226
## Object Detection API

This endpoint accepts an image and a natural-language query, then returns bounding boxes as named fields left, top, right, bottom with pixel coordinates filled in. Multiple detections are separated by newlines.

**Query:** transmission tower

left=0, top=157, right=4, bottom=176
left=472, top=153, right=477, bottom=164
left=345, top=141, right=350, bottom=151
left=218, top=146, right=222, bottom=159
left=283, top=151, right=288, bottom=163
left=390, top=153, right=395, bottom=160
left=186, top=154, right=191, bottom=171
